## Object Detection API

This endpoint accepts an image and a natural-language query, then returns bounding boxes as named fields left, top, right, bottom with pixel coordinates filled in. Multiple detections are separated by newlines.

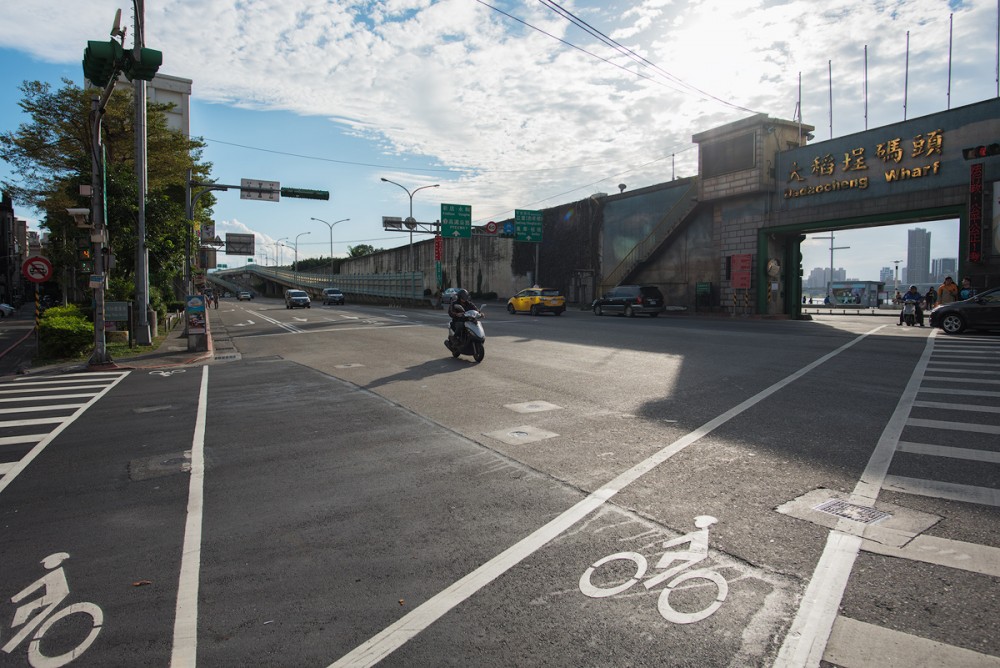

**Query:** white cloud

left=2, top=0, right=994, bottom=273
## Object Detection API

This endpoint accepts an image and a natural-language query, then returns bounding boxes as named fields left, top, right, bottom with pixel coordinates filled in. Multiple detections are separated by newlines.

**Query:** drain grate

left=813, top=499, right=891, bottom=524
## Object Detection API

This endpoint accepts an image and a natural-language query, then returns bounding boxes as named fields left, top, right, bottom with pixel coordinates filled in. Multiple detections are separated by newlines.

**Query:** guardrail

left=215, top=266, right=427, bottom=301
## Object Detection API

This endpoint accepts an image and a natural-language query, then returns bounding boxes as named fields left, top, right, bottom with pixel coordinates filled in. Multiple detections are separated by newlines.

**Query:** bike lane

left=0, top=368, right=203, bottom=668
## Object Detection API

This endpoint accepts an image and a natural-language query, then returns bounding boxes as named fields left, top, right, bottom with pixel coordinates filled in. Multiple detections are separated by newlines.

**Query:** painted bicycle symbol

left=1, top=553, right=103, bottom=667
left=579, top=516, right=728, bottom=624
left=149, top=369, right=186, bottom=377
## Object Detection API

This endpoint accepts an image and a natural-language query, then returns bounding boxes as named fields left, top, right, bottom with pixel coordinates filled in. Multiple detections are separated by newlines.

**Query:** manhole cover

left=813, top=499, right=891, bottom=524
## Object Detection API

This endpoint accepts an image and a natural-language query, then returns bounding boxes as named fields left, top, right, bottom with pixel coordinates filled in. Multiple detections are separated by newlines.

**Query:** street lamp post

left=814, top=233, right=850, bottom=303
left=274, top=237, right=288, bottom=267
left=310, top=217, right=349, bottom=283
left=380, top=178, right=439, bottom=290
left=892, top=259, right=903, bottom=299
left=293, top=231, right=311, bottom=281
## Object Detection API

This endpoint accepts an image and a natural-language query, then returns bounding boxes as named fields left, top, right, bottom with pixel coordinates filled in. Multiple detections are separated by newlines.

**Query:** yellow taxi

left=506, top=287, right=566, bottom=316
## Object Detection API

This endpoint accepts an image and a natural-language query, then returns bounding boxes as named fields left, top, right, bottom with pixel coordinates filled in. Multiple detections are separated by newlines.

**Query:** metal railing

left=216, top=265, right=427, bottom=301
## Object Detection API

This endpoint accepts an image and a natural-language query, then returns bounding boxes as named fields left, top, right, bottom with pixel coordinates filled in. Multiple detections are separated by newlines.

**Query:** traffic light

left=82, top=39, right=124, bottom=87
left=961, top=143, right=1000, bottom=160
left=79, top=247, right=93, bottom=272
left=122, top=47, right=162, bottom=82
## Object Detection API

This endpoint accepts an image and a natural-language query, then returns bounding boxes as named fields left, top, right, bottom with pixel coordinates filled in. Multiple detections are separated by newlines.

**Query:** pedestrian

left=924, top=287, right=937, bottom=311
left=936, top=276, right=958, bottom=304
left=959, top=277, right=976, bottom=301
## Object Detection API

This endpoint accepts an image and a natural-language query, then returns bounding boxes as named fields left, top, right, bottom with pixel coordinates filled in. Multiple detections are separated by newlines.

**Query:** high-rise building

left=931, top=257, right=957, bottom=282
left=907, top=228, right=931, bottom=284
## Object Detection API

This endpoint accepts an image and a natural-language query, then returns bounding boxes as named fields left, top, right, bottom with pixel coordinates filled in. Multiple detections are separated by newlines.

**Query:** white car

left=0, top=304, right=15, bottom=317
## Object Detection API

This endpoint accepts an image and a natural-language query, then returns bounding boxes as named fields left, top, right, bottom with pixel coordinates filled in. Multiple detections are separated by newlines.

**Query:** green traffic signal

left=123, top=47, right=162, bottom=82
left=82, top=39, right=124, bottom=87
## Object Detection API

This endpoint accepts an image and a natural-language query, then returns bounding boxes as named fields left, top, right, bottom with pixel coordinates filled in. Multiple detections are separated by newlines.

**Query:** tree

left=0, top=78, right=213, bottom=302
left=347, top=244, right=383, bottom=257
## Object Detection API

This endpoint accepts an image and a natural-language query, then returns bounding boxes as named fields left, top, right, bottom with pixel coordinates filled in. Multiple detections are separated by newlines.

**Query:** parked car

left=237, top=291, right=253, bottom=301
left=442, top=287, right=466, bottom=305
left=322, top=288, right=345, bottom=305
left=592, top=285, right=666, bottom=317
left=929, top=286, right=1000, bottom=334
left=0, top=303, right=14, bottom=317
left=284, top=289, right=311, bottom=309
left=507, top=288, right=565, bottom=315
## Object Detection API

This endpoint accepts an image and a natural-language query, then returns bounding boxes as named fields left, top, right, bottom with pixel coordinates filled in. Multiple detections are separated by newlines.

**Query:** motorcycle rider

left=897, top=285, right=924, bottom=326
left=448, top=289, right=478, bottom=341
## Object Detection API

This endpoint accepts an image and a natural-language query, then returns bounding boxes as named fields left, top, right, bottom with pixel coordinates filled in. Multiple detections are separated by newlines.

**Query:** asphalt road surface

left=0, top=297, right=996, bottom=667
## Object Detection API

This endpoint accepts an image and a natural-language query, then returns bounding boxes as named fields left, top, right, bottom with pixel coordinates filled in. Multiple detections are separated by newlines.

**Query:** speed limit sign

left=22, top=256, right=53, bottom=283
left=485, top=221, right=498, bottom=234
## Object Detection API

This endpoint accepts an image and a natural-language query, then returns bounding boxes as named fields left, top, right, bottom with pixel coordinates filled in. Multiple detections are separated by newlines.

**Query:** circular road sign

left=485, top=221, right=498, bottom=234
left=22, top=256, right=54, bottom=283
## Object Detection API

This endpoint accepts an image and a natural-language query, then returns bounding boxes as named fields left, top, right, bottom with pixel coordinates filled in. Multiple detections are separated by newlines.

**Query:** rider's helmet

left=457, top=289, right=470, bottom=301
left=909, top=285, right=918, bottom=291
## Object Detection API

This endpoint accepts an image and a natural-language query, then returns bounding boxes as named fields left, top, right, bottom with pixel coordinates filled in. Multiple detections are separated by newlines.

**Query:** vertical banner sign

left=434, top=234, right=443, bottom=261
left=969, top=164, right=983, bottom=262
left=731, top=253, right=752, bottom=289
left=993, top=181, right=1000, bottom=257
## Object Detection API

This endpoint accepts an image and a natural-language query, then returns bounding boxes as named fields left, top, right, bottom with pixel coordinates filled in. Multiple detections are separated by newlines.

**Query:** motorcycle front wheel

left=472, top=341, right=485, bottom=363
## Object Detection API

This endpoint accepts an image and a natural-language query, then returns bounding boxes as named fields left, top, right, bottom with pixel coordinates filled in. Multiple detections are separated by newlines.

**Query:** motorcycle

left=445, top=307, right=486, bottom=362
left=901, top=301, right=917, bottom=326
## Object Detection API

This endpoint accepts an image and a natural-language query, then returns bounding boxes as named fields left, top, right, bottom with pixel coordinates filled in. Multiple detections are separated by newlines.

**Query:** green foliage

left=0, top=78, right=213, bottom=302
left=38, top=305, right=92, bottom=358
left=347, top=244, right=383, bottom=258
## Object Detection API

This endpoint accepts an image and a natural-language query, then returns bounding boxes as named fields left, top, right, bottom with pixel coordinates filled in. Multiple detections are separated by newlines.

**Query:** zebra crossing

left=0, top=371, right=130, bottom=494
left=883, top=333, right=1000, bottom=507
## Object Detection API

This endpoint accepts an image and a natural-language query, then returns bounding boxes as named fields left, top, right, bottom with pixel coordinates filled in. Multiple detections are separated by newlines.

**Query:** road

left=0, top=296, right=996, bottom=667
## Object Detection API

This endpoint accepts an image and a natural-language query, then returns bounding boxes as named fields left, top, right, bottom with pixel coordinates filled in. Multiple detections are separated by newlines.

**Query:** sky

left=0, top=0, right=993, bottom=282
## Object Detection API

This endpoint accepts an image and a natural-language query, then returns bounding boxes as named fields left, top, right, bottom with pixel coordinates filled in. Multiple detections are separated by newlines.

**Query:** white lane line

left=911, top=400, right=1000, bottom=414
left=0, top=417, right=69, bottom=428
left=0, top=434, right=46, bottom=446
left=922, top=376, right=1000, bottom=385
left=329, top=325, right=888, bottom=668
left=0, top=393, right=98, bottom=403
left=8, top=377, right=123, bottom=386
left=774, top=330, right=936, bottom=668
left=922, top=367, right=1000, bottom=374
left=0, top=403, right=85, bottom=415
left=918, top=387, right=1000, bottom=398
left=862, top=533, right=1000, bottom=577
left=171, top=365, right=209, bottom=667
left=884, top=475, right=1000, bottom=507
left=0, top=462, right=15, bottom=475
left=0, top=372, right=131, bottom=496
left=907, top=418, right=1000, bottom=434
left=897, top=441, right=1000, bottom=463
left=825, top=616, right=1000, bottom=668
left=0, top=384, right=109, bottom=395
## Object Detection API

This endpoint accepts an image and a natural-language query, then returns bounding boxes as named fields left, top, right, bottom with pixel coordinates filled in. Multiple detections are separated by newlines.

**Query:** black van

left=592, top=285, right=666, bottom=317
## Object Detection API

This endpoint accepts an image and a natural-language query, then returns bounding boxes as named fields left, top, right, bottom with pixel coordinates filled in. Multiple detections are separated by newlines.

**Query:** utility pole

left=133, top=0, right=152, bottom=345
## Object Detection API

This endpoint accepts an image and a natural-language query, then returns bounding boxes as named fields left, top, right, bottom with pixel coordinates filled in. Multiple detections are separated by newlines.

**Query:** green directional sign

left=515, top=209, right=543, bottom=242
left=441, top=203, right=472, bottom=238
left=281, top=187, right=330, bottom=200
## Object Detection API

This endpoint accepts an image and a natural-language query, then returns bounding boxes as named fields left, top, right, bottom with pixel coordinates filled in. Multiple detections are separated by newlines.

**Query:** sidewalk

left=0, top=309, right=233, bottom=377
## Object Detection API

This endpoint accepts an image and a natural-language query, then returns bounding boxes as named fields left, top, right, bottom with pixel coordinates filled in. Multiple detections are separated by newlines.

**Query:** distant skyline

left=801, top=218, right=959, bottom=284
